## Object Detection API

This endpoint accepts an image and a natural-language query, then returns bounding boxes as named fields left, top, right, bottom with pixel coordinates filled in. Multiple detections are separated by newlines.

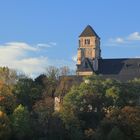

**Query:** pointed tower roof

left=79, top=25, right=100, bottom=38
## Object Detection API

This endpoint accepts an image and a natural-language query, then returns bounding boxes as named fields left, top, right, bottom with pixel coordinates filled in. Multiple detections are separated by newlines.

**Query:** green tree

left=43, top=66, right=59, bottom=97
left=12, top=104, right=31, bottom=140
left=107, top=126, right=125, bottom=140
left=115, top=82, right=140, bottom=107
left=60, top=80, right=107, bottom=140
left=35, top=74, right=47, bottom=88
left=13, top=78, right=42, bottom=109
left=32, top=97, right=56, bottom=139
left=105, top=86, right=120, bottom=107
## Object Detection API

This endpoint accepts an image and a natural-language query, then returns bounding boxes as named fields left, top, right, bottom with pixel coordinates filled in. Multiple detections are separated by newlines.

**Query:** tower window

left=85, top=39, right=90, bottom=45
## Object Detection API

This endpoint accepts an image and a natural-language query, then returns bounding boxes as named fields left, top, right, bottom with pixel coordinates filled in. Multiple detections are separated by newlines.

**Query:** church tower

left=77, top=25, right=101, bottom=76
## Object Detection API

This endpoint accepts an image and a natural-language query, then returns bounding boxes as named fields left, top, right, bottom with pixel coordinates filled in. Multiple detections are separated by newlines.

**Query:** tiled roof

left=77, top=58, right=140, bottom=81
left=97, top=58, right=140, bottom=81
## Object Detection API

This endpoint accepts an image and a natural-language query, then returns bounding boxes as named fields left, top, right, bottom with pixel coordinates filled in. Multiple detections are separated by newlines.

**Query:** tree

left=39, top=66, right=60, bottom=98
left=12, top=104, right=31, bottom=140
left=105, top=86, right=120, bottom=107
left=59, top=66, right=70, bottom=76
left=34, top=74, right=47, bottom=88
left=32, top=98, right=54, bottom=139
left=0, top=81, right=16, bottom=114
left=13, top=78, right=42, bottom=109
left=107, top=126, right=125, bottom=140
left=96, top=106, right=140, bottom=140
left=60, top=80, right=107, bottom=140
left=0, top=110, right=11, bottom=140
left=120, top=106, right=140, bottom=140
left=0, top=67, right=17, bottom=85
left=46, top=66, right=59, bottom=80
left=55, top=76, right=80, bottom=97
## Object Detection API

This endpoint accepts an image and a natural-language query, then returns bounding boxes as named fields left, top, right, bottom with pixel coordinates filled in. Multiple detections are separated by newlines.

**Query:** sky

left=0, top=0, right=140, bottom=77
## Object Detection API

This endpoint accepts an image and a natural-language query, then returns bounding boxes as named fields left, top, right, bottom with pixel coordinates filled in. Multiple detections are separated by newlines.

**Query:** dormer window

left=85, top=39, right=90, bottom=45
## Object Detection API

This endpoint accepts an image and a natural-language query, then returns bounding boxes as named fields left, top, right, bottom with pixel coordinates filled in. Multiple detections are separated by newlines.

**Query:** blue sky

left=0, top=0, right=140, bottom=76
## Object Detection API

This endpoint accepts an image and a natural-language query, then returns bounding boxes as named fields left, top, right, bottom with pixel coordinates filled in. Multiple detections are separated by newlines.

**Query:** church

left=76, top=25, right=140, bottom=81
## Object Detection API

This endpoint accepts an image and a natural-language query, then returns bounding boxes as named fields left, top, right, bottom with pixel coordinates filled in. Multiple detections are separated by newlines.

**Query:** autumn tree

left=0, top=81, right=16, bottom=114
left=0, top=67, right=17, bottom=85
left=95, top=106, right=140, bottom=140
left=0, top=110, right=11, bottom=140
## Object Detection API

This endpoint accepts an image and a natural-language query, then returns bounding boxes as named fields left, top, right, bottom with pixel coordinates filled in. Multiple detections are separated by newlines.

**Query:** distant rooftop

left=79, top=25, right=100, bottom=38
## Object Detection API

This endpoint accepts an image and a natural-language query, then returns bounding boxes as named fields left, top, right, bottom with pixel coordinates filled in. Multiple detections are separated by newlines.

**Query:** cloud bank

left=0, top=42, right=76, bottom=77
left=0, top=42, right=49, bottom=77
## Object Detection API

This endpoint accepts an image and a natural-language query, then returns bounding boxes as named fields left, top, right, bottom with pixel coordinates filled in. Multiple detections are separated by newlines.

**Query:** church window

left=85, top=39, right=90, bottom=45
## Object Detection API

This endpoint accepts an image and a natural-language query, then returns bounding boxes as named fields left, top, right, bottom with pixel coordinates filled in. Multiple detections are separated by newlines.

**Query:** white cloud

left=107, top=31, right=140, bottom=47
left=6, top=42, right=38, bottom=51
left=0, top=42, right=49, bottom=77
left=0, top=42, right=37, bottom=61
left=37, top=43, right=51, bottom=48
left=127, top=32, right=140, bottom=41
left=109, top=37, right=125, bottom=44
left=49, top=42, right=57, bottom=46
left=115, top=38, right=125, bottom=43
left=0, top=41, right=76, bottom=77
left=14, top=57, right=48, bottom=76
left=37, top=42, right=57, bottom=48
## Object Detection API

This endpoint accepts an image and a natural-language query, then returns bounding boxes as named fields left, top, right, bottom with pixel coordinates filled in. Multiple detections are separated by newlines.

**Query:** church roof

left=77, top=58, right=140, bottom=81
left=79, top=25, right=100, bottom=38
left=97, top=58, right=140, bottom=81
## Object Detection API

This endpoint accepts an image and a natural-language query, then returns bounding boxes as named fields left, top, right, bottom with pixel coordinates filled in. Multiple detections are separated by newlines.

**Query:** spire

left=79, top=25, right=100, bottom=38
